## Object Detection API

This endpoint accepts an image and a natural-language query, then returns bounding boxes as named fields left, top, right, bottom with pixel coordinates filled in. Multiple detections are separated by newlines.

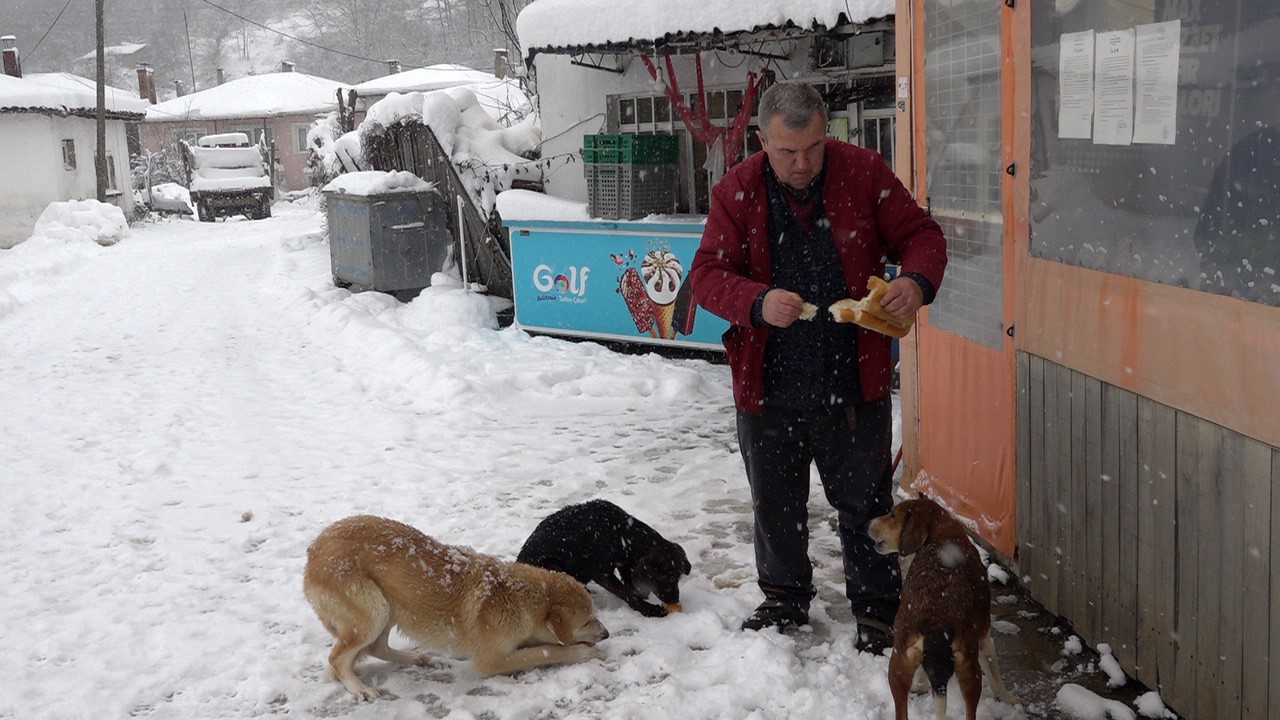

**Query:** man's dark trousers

left=736, top=398, right=901, bottom=623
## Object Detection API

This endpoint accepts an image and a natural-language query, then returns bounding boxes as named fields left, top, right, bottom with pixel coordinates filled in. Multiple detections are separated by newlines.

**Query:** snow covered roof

left=517, top=0, right=894, bottom=56
left=144, top=71, right=344, bottom=123
left=76, top=42, right=148, bottom=63
left=0, top=72, right=149, bottom=118
left=351, top=64, right=498, bottom=96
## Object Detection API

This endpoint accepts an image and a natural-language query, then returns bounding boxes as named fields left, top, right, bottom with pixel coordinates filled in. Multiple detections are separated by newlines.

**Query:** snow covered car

left=181, top=132, right=274, bottom=221
left=138, top=182, right=194, bottom=215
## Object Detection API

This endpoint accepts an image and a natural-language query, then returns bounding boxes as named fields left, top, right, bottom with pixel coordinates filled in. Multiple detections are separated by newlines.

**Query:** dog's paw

left=343, top=682, right=381, bottom=702
left=566, top=643, right=607, bottom=664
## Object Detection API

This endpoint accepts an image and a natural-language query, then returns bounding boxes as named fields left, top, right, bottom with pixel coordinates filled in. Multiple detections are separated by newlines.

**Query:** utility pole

left=94, top=0, right=107, bottom=202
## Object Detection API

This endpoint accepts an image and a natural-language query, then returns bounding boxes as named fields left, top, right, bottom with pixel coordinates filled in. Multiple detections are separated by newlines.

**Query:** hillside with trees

left=5, top=0, right=528, bottom=99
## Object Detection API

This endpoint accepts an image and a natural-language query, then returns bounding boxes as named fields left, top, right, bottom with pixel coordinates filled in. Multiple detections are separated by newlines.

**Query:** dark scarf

left=761, top=162, right=861, bottom=409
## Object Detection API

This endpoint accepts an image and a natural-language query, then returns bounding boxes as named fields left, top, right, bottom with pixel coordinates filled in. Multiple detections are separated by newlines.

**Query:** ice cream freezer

left=503, top=217, right=729, bottom=351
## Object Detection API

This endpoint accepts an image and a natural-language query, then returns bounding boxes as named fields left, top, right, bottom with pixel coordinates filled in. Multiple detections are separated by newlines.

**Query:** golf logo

left=532, top=263, right=590, bottom=303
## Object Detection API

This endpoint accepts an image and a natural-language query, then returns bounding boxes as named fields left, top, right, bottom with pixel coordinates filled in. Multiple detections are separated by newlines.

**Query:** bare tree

left=481, top=0, right=529, bottom=61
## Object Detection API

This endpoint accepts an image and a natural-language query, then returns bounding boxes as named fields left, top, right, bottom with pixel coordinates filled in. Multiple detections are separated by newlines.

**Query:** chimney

left=386, top=59, right=401, bottom=74
left=174, top=79, right=185, bottom=97
left=2, top=35, right=20, bottom=78
left=216, top=68, right=225, bottom=85
left=493, top=48, right=508, bottom=79
left=280, top=60, right=295, bottom=73
left=136, top=63, right=156, bottom=103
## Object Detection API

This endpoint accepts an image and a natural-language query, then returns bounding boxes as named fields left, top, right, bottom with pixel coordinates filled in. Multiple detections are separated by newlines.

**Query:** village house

left=0, top=36, right=148, bottom=248
left=139, top=64, right=345, bottom=192
left=345, top=62, right=530, bottom=133
left=348, top=63, right=500, bottom=109
left=73, top=41, right=152, bottom=97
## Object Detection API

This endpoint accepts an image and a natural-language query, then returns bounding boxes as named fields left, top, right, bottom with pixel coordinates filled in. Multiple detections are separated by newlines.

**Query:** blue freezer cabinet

left=503, top=218, right=728, bottom=351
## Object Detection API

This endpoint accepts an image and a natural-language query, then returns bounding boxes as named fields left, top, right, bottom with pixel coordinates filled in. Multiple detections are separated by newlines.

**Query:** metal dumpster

left=324, top=184, right=452, bottom=296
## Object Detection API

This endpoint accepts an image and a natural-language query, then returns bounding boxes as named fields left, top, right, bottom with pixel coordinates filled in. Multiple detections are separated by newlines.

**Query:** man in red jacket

left=689, top=81, right=946, bottom=652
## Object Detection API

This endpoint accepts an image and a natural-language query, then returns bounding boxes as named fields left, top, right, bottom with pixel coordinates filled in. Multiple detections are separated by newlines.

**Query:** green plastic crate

left=583, top=134, right=678, bottom=165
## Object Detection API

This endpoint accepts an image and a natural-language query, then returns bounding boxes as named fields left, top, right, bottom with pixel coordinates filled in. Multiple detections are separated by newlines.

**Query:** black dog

left=517, top=499, right=691, bottom=617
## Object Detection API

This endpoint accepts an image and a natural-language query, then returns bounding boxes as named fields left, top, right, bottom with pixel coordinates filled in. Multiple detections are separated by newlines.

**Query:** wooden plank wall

left=1016, top=353, right=1277, bottom=720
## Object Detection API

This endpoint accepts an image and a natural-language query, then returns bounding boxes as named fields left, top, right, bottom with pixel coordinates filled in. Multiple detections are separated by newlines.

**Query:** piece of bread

left=829, top=276, right=915, bottom=338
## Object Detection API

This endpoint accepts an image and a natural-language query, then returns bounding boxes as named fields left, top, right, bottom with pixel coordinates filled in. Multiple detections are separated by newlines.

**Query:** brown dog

left=867, top=498, right=1019, bottom=720
left=303, top=515, right=609, bottom=700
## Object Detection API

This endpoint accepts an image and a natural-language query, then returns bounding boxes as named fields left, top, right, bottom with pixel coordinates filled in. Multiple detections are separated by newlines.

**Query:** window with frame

left=1031, top=0, right=1280, bottom=306
left=234, top=126, right=274, bottom=148
left=294, top=124, right=311, bottom=154
left=611, top=77, right=895, bottom=214
left=614, top=87, right=757, bottom=214
left=923, top=0, right=1006, bottom=349
left=105, top=153, right=118, bottom=192
left=171, top=128, right=203, bottom=150
left=615, top=93, right=693, bottom=212
left=62, top=139, right=76, bottom=170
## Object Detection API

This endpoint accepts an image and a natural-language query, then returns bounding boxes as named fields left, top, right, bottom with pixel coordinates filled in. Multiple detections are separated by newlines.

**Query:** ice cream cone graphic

left=653, top=301, right=676, bottom=339
left=641, top=250, right=683, bottom=339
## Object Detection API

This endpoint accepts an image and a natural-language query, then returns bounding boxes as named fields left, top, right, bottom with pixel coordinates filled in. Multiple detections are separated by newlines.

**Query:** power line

left=26, top=0, right=78, bottom=63
left=195, top=0, right=393, bottom=66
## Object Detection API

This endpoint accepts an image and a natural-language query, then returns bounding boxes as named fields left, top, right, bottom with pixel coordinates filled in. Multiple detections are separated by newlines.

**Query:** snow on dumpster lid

left=322, top=170, right=434, bottom=196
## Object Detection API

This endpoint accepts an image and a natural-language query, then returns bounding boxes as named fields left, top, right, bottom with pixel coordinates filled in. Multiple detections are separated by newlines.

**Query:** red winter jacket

left=689, top=140, right=947, bottom=413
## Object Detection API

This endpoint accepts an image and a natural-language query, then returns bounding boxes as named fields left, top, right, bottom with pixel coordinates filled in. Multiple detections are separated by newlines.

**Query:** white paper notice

left=1133, top=20, right=1180, bottom=145
left=1059, top=30, right=1095, bottom=139
left=1093, top=29, right=1135, bottom=145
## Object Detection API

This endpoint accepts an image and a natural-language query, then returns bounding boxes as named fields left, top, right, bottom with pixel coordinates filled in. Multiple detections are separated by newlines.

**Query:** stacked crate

left=583, top=134, right=679, bottom=220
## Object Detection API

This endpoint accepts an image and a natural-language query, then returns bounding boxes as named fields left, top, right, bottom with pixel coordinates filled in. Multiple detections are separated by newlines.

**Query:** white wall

left=0, top=113, right=135, bottom=248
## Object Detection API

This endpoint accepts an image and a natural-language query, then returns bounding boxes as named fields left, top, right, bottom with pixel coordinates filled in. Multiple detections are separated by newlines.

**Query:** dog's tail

left=921, top=631, right=956, bottom=696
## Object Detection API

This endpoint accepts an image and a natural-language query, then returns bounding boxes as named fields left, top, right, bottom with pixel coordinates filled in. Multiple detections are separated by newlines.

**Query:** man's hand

left=762, top=288, right=807, bottom=328
left=879, top=277, right=924, bottom=320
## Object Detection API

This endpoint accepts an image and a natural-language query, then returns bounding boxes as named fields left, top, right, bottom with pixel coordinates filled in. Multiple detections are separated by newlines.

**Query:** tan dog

left=868, top=498, right=1019, bottom=720
left=303, top=515, right=610, bottom=700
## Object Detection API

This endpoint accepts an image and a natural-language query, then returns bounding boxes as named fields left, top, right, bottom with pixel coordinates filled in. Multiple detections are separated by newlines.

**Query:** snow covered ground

left=0, top=196, right=1121, bottom=719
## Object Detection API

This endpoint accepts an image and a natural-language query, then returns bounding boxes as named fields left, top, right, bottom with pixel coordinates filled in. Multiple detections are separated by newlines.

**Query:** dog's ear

left=676, top=544, right=692, bottom=575
left=896, top=504, right=931, bottom=556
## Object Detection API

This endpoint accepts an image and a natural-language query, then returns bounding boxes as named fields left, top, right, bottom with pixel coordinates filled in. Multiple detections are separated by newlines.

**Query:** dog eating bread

left=303, top=515, right=609, bottom=700
left=829, top=276, right=915, bottom=338
left=867, top=498, right=1019, bottom=720
left=517, top=499, right=691, bottom=618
